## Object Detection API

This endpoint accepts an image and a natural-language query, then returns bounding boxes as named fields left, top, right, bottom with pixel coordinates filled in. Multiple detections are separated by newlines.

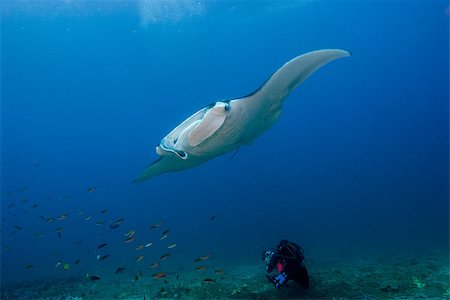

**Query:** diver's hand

left=267, top=272, right=288, bottom=289
left=274, top=272, right=287, bottom=289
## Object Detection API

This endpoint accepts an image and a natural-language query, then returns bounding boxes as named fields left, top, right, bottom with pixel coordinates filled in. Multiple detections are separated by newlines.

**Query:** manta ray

left=134, top=49, right=350, bottom=182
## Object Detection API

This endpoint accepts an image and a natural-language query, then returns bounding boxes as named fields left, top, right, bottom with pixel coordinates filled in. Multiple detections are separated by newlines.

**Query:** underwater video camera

left=262, top=250, right=275, bottom=264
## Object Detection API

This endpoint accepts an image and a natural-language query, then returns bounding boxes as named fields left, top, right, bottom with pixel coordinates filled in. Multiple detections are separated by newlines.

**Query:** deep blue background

left=2, top=1, right=448, bottom=284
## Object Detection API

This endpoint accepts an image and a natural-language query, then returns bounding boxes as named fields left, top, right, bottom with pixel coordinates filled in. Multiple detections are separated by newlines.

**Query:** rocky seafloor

left=2, top=248, right=449, bottom=299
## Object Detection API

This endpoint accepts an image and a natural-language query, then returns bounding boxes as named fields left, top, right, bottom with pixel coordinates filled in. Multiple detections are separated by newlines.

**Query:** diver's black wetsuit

left=263, top=240, right=309, bottom=289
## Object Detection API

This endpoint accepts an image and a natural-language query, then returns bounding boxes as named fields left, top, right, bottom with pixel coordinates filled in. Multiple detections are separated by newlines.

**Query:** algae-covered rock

left=379, top=279, right=400, bottom=293
left=411, top=276, right=426, bottom=288
left=380, top=284, right=400, bottom=293
left=231, top=283, right=248, bottom=296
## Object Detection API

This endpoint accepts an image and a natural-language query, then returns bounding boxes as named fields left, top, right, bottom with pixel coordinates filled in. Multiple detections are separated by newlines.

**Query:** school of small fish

left=3, top=184, right=223, bottom=286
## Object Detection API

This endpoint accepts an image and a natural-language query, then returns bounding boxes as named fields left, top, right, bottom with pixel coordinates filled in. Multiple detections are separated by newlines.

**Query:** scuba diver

left=262, top=239, right=309, bottom=290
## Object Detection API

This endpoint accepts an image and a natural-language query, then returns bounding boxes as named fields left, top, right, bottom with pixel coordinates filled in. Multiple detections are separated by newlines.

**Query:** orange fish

left=152, top=272, right=167, bottom=279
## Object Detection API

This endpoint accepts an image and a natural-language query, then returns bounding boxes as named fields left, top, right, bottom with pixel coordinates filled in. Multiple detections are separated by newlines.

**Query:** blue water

left=2, top=0, right=448, bottom=286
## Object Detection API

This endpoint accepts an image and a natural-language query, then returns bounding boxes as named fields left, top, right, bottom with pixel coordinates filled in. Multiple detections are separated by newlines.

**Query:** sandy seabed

left=2, top=248, right=449, bottom=299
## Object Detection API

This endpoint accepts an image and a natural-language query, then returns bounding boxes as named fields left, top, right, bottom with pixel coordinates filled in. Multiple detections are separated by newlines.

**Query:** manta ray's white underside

left=134, top=49, right=351, bottom=182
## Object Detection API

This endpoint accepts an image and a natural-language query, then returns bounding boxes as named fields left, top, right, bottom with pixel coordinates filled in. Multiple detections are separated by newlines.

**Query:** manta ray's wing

left=247, top=49, right=351, bottom=108
left=132, top=157, right=166, bottom=183
left=132, top=156, right=204, bottom=183
left=236, top=49, right=351, bottom=143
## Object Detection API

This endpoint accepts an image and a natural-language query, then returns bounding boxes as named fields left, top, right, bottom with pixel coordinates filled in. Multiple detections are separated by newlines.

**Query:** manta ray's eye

left=224, top=103, right=230, bottom=111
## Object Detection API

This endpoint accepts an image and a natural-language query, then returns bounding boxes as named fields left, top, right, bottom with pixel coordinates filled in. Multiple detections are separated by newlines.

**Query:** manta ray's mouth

left=159, top=139, right=188, bottom=160
left=174, top=150, right=188, bottom=159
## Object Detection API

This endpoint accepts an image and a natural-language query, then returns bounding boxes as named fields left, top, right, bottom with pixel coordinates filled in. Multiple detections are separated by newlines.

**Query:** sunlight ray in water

left=138, top=0, right=206, bottom=26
